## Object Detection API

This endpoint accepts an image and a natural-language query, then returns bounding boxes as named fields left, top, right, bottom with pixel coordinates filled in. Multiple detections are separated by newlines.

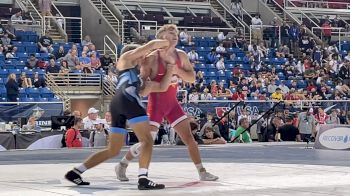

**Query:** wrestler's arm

left=139, top=54, right=174, bottom=96
left=121, top=39, right=169, bottom=62
left=176, top=50, right=196, bottom=83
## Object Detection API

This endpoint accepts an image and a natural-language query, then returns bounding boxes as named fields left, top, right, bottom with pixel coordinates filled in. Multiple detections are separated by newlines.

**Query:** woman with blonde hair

left=5, top=73, right=19, bottom=102
left=18, top=72, right=32, bottom=88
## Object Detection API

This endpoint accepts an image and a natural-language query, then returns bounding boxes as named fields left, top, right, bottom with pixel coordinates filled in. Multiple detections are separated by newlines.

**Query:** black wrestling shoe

left=138, top=178, right=165, bottom=190
left=65, top=169, right=90, bottom=185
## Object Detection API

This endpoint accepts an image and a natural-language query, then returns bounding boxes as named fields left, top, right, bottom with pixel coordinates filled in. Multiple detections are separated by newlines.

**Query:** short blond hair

left=156, top=24, right=178, bottom=39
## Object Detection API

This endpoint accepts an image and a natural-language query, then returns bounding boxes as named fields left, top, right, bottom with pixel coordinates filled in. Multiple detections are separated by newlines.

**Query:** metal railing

left=122, top=19, right=158, bottom=43
left=102, top=77, right=117, bottom=96
left=93, top=0, right=120, bottom=34
left=285, top=0, right=350, bottom=10
left=46, top=73, right=102, bottom=88
left=249, top=24, right=281, bottom=46
left=210, top=0, right=245, bottom=35
left=104, top=35, right=118, bottom=61
left=311, top=27, right=347, bottom=49
left=45, top=74, right=71, bottom=111
left=43, top=16, right=82, bottom=42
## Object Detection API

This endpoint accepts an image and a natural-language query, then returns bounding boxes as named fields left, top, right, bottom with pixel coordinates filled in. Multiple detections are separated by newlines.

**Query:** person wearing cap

left=83, top=108, right=100, bottom=130
left=271, top=88, right=283, bottom=101
left=89, top=119, right=108, bottom=147
left=298, top=108, right=316, bottom=141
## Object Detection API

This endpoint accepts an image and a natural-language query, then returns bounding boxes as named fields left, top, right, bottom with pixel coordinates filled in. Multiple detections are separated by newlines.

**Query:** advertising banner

left=315, top=125, right=350, bottom=150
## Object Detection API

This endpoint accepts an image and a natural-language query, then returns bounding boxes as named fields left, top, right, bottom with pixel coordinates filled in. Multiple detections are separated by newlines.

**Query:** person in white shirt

left=345, top=51, right=350, bottom=62
left=100, top=111, right=111, bottom=130
left=179, top=29, right=191, bottom=45
left=189, top=90, right=199, bottom=103
left=216, top=43, right=226, bottom=55
left=216, top=56, right=225, bottom=70
left=217, top=32, right=226, bottom=42
left=230, top=1, right=242, bottom=19
left=201, top=88, right=213, bottom=100
left=83, top=107, right=100, bottom=130
left=11, top=10, right=23, bottom=24
left=251, top=14, right=263, bottom=44
left=187, top=48, right=199, bottom=63
left=279, top=81, right=290, bottom=94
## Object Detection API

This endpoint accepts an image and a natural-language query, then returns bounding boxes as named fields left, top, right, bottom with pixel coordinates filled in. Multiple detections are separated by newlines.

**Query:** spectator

left=89, top=119, right=108, bottom=147
left=0, top=23, right=15, bottom=38
left=217, top=31, right=226, bottom=43
left=187, top=47, right=199, bottom=64
left=83, top=107, right=99, bottom=130
left=101, top=111, right=112, bottom=130
left=215, top=56, right=225, bottom=70
left=176, top=121, right=203, bottom=145
left=230, top=117, right=252, bottom=143
left=38, top=32, right=54, bottom=53
left=81, top=35, right=93, bottom=47
left=5, top=46, right=17, bottom=59
left=266, top=116, right=282, bottom=142
left=206, top=49, right=218, bottom=64
left=26, top=54, right=39, bottom=69
left=65, top=118, right=83, bottom=148
left=230, top=0, right=242, bottom=19
left=22, top=116, right=41, bottom=132
left=1, top=33, right=11, bottom=48
left=55, top=46, right=66, bottom=60
left=6, top=74, right=19, bottom=102
left=72, top=110, right=82, bottom=119
left=60, top=60, right=71, bottom=75
left=64, top=49, right=80, bottom=70
left=280, top=22, right=290, bottom=46
left=326, top=109, right=340, bottom=124
left=201, top=88, right=213, bottom=100
left=32, top=72, right=45, bottom=88
left=271, top=88, right=283, bottom=101
left=289, top=23, right=300, bottom=53
left=10, top=10, right=23, bottom=24
left=215, top=43, right=226, bottom=56
left=100, top=53, right=113, bottom=71
left=268, top=80, right=278, bottom=94
left=297, top=108, right=316, bottom=140
left=79, top=52, right=92, bottom=73
left=18, top=72, right=32, bottom=88
left=276, top=116, right=301, bottom=142
left=87, top=44, right=100, bottom=58
left=179, top=29, right=192, bottom=46
left=38, top=0, right=52, bottom=16
left=339, top=60, right=349, bottom=85
left=251, top=14, right=263, bottom=44
left=188, top=89, right=199, bottom=103
left=322, top=20, right=332, bottom=45
left=202, top=126, right=227, bottom=144
left=46, top=58, right=60, bottom=73
left=231, top=88, right=245, bottom=100
left=279, top=81, right=290, bottom=94
left=90, top=51, right=101, bottom=70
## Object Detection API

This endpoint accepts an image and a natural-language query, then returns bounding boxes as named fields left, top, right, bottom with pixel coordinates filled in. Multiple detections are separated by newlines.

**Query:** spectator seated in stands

left=6, top=73, right=19, bottom=102
left=0, top=23, right=16, bottom=39
left=187, top=47, right=199, bottom=64
left=79, top=51, right=92, bottom=73
left=89, top=119, right=108, bottom=147
left=179, top=29, right=192, bottom=46
left=1, top=33, right=11, bottom=48
left=202, top=126, right=227, bottom=145
left=215, top=56, right=225, bottom=70
left=271, top=88, right=283, bottom=101
left=81, top=35, right=93, bottom=47
left=60, top=60, right=71, bottom=75
left=22, top=116, right=41, bottom=132
left=176, top=121, right=203, bottom=145
left=11, top=10, right=23, bottom=24
left=279, top=81, right=290, bottom=95
left=201, top=88, right=213, bottom=100
left=64, top=49, right=80, bottom=71
left=230, top=117, right=252, bottom=143
left=206, top=49, right=218, bottom=64
left=18, top=72, right=32, bottom=88
left=104, top=68, right=118, bottom=83
left=55, top=46, right=66, bottom=60
left=38, top=31, right=54, bottom=53
left=26, top=54, right=39, bottom=69
left=83, top=107, right=100, bottom=130
left=87, top=44, right=100, bottom=58
left=215, top=42, right=228, bottom=58
left=208, top=80, right=218, bottom=97
left=231, top=87, right=246, bottom=100
left=276, top=116, right=301, bottom=142
left=46, top=58, right=61, bottom=73
left=188, top=89, right=199, bottom=103
left=5, top=46, right=17, bottom=59
left=32, top=72, right=45, bottom=88
left=90, top=51, right=101, bottom=71
left=100, top=53, right=113, bottom=71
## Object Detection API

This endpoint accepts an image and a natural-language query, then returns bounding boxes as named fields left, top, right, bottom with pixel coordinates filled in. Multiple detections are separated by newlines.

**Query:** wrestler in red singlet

left=147, top=50, right=187, bottom=128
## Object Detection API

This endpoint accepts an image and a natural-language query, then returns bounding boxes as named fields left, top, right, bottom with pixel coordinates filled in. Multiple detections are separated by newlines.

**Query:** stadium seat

left=18, top=88, right=27, bottom=98
left=26, top=88, right=40, bottom=98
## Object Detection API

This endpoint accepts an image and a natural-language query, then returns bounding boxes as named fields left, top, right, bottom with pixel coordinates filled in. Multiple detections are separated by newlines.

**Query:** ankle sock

left=138, top=168, right=148, bottom=179
left=75, top=164, right=87, bottom=174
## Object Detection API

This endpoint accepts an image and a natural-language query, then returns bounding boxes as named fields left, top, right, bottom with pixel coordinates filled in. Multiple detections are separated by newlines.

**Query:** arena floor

left=1, top=142, right=350, bottom=196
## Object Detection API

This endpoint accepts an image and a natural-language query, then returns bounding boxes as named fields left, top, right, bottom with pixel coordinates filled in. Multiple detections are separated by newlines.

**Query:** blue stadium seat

left=25, top=69, right=34, bottom=78
left=277, top=72, right=285, bottom=80
left=216, top=70, right=226, bottom=80
left=0, top=97, right=6, bottom=102
left=297, top=80, right=307, bottom=89
left=205, top=64, right=216, bottom=72
left=21, top=97, right=34, bottom=102
left=18, top=88, right=27, bottom=98
left=49, top=97, right=61, bottom=102
left=34, top=97, right=48, bottom=102
left=225, top=70, right=232, bottom=78
left=0, top=69, right=8, bottom=78
left=0, top=78, right=3, bottom=84
left=26, top=88, right=40, bottom=98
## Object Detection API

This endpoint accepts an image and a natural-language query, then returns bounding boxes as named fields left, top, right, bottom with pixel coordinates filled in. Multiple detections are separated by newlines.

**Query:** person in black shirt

left=55, top=46, right=66, bottom=60
left=46, top=58, right=61, bottom=73
left=99, top=53, right=114, bottom=71
left=38, top=32, right=54, bottom=53
left=276, top=116, right=301, bottom=142
left=5, top=73, right=19, bottom=102
left=32, top=72, right=45, bottom=88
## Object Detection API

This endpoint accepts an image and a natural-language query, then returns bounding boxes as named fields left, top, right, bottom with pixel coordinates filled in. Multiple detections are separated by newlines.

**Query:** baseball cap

left=93, top=119, right=103, bottom=125
left=88, top=107, right=99, bottom=114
